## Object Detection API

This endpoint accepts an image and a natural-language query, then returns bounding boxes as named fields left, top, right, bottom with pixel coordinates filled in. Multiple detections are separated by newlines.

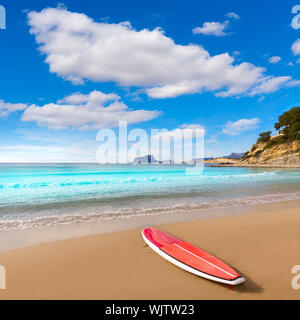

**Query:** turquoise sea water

left=0, top=164, right=299, bottom=230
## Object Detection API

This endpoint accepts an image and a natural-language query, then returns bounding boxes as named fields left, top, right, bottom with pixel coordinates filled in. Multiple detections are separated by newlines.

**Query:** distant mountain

left=223, top=153, right=246, bottom=159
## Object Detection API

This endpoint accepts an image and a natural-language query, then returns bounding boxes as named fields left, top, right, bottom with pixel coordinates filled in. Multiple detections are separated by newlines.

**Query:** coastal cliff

left=207, top=107, right=300, bottom=168
left=240, top=140, right=300, bottom=166
left=239, top=107, right=300, bottom=167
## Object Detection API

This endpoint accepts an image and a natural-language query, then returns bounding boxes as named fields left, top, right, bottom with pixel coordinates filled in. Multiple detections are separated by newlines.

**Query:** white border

left=142, top=229, right=245, bottom=286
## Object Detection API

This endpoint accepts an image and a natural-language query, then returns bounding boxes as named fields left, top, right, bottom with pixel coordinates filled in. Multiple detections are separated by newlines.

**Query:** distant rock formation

left=132, top=155, right=158, bottom=164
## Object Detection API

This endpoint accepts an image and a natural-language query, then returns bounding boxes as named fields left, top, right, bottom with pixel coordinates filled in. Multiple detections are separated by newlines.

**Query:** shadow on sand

left=143, top=243, right=264, bottom=295
left=199, top=271, right=264, bottom=295
left=233, top=274, right=264, bottom=295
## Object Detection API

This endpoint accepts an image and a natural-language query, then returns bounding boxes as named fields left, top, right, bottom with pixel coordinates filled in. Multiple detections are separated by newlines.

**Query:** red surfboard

left=142, top=227, right=245, bottom=285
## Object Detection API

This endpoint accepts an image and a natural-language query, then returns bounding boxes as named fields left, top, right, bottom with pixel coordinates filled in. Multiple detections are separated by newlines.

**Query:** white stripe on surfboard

left=174, top=243, right=235, bottom=278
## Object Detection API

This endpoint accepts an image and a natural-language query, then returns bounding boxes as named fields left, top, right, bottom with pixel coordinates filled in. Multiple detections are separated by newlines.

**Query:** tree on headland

left=257, top=131, right=272, bottom=143
left=245, top=107, right=300, bottom=157
left=242, top=107, right=300, bottom=160
left=274, top=107, right=300, bottom=141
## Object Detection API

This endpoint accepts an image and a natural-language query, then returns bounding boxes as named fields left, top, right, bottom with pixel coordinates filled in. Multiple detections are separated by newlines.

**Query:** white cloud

left=0, top=100, right=27, bottom=117
left=222, top=118, right=261, bottom=136
left=57, top=91, right=119, bottom=105
left=193, top=12, right=240, bottom=37
left=27, top=7, right=298, bottom=99
left=192, top=21, right=229, bottom=36
left=285, top=79, right=300, bottom=87
left=292, top=39, right=300, bottom=55
left=248, top=76, right=292, bottom=96
left=268, top=56, right=282, bottom=64
left=225, top=12, right=240, bottom=20
left=21, top=90, right=160, bottom=130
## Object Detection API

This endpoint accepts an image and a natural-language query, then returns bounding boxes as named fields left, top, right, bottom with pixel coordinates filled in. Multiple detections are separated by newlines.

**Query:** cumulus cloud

left=222, top=118, right=261, bottom=136
left=225, top=12, right=240, bottom=20
left=193, top=12, right=239, bottom=37
left=27, top=7, right=298, bottom=99
left=0, top=100, right=27, bottom=117
left=247, top=76, right=292, bottom=96
left=21, top=90, right=160, bottom=130
left=268, top=56, right=282, bottom=64
left=285, top=79, right=300, bottom=87
left=192, top=21, right=229, bottom=36
left=292, top=39, right=300, bottom=55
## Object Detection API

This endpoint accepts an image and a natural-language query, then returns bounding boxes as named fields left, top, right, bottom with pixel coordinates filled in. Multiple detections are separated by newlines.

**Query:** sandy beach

left=0, top=200, right=300, bottom=300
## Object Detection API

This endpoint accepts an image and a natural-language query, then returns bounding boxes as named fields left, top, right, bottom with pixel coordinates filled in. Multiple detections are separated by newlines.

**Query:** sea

left=0, top=163, right=299, bottom=231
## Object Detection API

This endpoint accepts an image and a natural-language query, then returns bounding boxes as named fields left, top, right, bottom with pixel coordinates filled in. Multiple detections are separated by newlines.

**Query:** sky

left=0, top=0, right=299, bottom=162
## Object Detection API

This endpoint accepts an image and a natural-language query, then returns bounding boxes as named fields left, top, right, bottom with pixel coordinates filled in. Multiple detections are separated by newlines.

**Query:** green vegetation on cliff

left=241, top=107, right=300, bottom=164
left=275, top=107, right=300, bottom=140
left=264, top=107, right=300, bottom=150
left=257, top=131, right=271, bottom=143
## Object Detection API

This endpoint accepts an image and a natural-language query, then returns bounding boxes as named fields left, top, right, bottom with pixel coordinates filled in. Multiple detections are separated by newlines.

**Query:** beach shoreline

left=0, top=198, right=299, bottom=253
left=0, top=199, right=300, bottom=300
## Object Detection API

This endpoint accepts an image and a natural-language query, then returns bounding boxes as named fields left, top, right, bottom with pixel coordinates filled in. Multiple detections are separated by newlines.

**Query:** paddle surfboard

left=142, top=227, right=245, bottom=285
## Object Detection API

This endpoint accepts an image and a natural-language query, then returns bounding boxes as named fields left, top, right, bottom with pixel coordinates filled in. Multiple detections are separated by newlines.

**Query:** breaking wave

left=0, top=192, right=300, bottom=231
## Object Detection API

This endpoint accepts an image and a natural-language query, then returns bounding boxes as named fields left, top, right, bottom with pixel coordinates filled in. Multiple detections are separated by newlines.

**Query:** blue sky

left=0, top=0, right=299, bottom=162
